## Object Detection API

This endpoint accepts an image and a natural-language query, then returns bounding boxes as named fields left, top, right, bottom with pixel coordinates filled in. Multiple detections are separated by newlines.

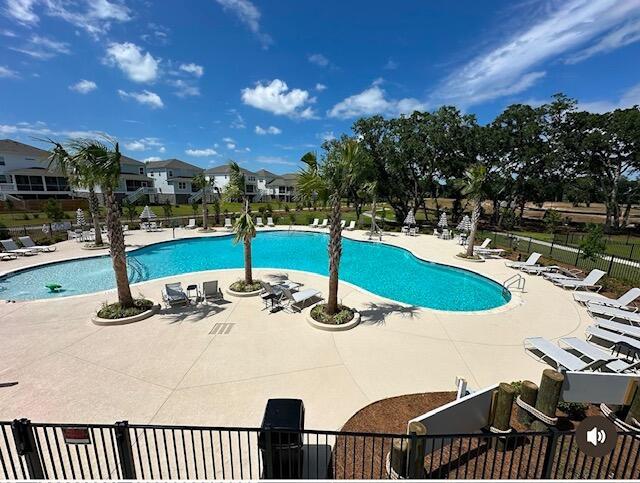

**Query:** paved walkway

left=0, top=227, right=592, bottom=430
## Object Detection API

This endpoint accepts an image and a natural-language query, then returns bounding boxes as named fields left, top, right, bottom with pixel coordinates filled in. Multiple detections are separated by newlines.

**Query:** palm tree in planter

left=47, top=141, right=105, bottom=247
left=459, top=164, right=490, bottom=258
left=192, top=173, right=214, bottom=230
left=224, top=161, right=259, bottom=292
left=298, top=138, right=370, bottom=321
left=47, top=138, right=146, bottom=316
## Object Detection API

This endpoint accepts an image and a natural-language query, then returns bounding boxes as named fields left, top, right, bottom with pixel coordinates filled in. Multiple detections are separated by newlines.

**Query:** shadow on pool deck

left=358, top=301, right=420, bottom=326
left=159, top=303, right=229, bottom=324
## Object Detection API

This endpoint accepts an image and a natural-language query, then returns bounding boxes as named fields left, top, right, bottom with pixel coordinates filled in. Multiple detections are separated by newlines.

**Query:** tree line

left=346, top=93, right=640, bottom=231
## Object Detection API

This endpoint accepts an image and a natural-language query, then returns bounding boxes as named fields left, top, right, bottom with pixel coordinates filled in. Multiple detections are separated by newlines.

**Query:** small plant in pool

left=229, top=280, right=262, bottom=293
left=97, top=298, right=154, bottom=319
left=311, top=304, right=355, bottom=325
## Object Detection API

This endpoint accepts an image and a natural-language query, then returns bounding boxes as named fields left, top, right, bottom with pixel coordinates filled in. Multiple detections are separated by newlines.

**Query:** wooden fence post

left=517, top=381, right=539, bottom=426
left=531, top=370, right=564, bottom=431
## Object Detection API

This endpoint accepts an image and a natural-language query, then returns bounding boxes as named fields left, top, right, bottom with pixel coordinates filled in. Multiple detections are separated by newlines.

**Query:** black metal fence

left=1, top=419, right=640, bottom=480
left=480, top=230, right=640, bottom=285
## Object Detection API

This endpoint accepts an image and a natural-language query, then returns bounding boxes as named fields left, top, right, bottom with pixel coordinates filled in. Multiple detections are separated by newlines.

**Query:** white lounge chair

left=18, top=236, right=56, bottom=252
left=505, top=252, right=541, bottom=269
left=524, top=336, right=612, bottom=372
left=256, top=217, right=264, bottom=227
left=559, top=337, right=640, bottom=373
left=319, top=219, right=328, bottom=229
left=521, top=265, right=565, bottom=275
left=574, top=288, right=640, bottom=310
left=475, top=247, right=505, bottom=257
left=162, top=282, right=190, bottom=308
left=552, top=269, right=605, bottom=291
left=224, top=218, right=233, bottom=231
left=474, top=238, right=492, bottom=250
left=586, top=325, right=640, bottom=357
left=588, top=303, right=640, bottom=323
left=0, top=252, right=17, bottom=261
left=1, top=239, right=37, bottom=256
left=345, top=220, right=356, bottom=231
left=542, top=268, right=583, bottom=281
left=309, top=218, right=319, bottom=228
left=267, top=217, right=275, bottom=227
left=282, top=287, right=322, bottom=312
left=185, top=218, right=197, bottom=229
left=202, top=281, right=224, bottom=303
left=593, top=318, right=640, bottom=338
left=340, top=220, right=346, bottom=230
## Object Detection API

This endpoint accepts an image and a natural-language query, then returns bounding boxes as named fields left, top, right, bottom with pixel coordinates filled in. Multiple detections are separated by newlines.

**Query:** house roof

left=255, top=168, right=277, bottom=179
left=7, top=167, right=66, bottom=176
left=205, top=164, right=256, bottom=176
left=0, top=139, right=49, bottom=158
left=120, top=155, right=144, bottom=165
left=146, top=158, right=203, bottom=171
left=267, top=173, right=298, bottom=187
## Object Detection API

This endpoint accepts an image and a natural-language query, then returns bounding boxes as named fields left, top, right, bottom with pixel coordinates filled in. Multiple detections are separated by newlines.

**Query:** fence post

left=407, top=422, right=426, bottom=479
left=549, top=238, right=554, bottom=257
left=541, top=428, right=560, bottom=479
left=575, top=247, right=581, bottom=266
left=608, top=254, right=615, bottom=275
left=527, top=236, right=532, bottom=253
left=263, top=429, right=274, bottom=479
left=630, top=244, right=635, bottom=260
left=114, top=421, right=136, bottom=479
left=11, top=418, right=44, bottom=479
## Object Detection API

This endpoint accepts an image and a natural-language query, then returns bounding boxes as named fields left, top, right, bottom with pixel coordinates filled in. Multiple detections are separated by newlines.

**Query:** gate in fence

left=1, top=419, right=639, bottom=480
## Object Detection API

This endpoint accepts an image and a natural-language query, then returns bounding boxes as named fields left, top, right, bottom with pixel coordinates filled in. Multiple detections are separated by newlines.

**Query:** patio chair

left=202, top=281, right=224, bottom=303
left=267, top=217, right=275, bottom=227
left=559, top=337, right=640, bottom=373
left=1, top=239, right=37, bottom=256
left=587, top=303, right=640, bottom=323
left=586, top=325, right=640, bottom=356
left=474, top=238, right=491, bottom=250
left=593, top=318, right=640, bottom=338
left=0, top=252, right=17, bottom=261
left=552, top=269, right=605, bottom=291
left=81, top=230, right=94, bottom=242
left=319, top=219, right=328, bottom=229
left=505, top=252, right=541, bottom=269
left=18, top=236, right=56, bottom=252
left=162, top=282, right=190, bottom=308
left=309, top=218, right=319, bottom=228
left=340, top=220, right=346, bottom=230
left=542, top=268, right=583, bottom=281
left=224, top=218, right=233, bottom=231
left=523, top=337, right=612, bottom=372
left=475, top=247, right=505, bottom=257
left=346, top=220, right=356, bottom=231
left=185, top=218, right=197, bottom=229
left=123, top=225, right=129, bottom=233
left=574, top=287, right=640, bottom=310
left=256, top=217, right=264, bottom=227
left=282, top=287, right=322, bottom=312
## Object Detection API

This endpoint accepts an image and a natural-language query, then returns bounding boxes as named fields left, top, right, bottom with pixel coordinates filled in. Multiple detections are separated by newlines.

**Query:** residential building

left=205, top=164, right=260, bottom=199
left=204, top=164, right=298, bottom=202
left=267, top=173, right=297, bottom=202
left=146, top=159, right=203, bottom=204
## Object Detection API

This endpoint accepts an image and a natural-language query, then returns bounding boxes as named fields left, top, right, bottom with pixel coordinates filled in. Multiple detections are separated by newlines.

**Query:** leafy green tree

left=43, top=198, right=65, bottom=222
left=192, top=173, right=214, bottom=230
left=122, top=199, right=137, bottom=223
left=580, top=223, right=606, bottom=262
left=543, top=209, right=562, bottom=234
left=458, top=164, right=490, bottom=257
left=190, top=200, right=199, bottom=217
left=162, top=199, right=173, bottom=219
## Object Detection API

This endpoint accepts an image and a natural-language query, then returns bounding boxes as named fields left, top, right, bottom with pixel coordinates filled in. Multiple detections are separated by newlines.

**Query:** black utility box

left=258, top=399, right=305, bottom=479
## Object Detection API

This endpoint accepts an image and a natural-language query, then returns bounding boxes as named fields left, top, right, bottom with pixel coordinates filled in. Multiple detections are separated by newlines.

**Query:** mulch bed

left=330, top=392, right=640, bottom=480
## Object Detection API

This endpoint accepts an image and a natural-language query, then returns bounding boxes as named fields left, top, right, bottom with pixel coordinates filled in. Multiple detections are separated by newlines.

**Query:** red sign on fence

left=62, top=427, right=91, bottom=445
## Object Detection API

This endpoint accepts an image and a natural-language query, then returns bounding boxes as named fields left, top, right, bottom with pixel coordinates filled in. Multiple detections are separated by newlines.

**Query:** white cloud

left=226, top=142, right=236, bottom=150
left=10, top=34, right=70, bottom=59
left=105, top=42, right=159, bottom=83
left=383, top=59, right=398, bottom=70
left=241, top=79, right=316, bottom=119
left=0, top=120, right=111, bottom=139
left=319, top=131, right=335, bottom=142
left=215, top=0, right=272, bottom=48
left=159, top=146, right=166, bottom=153
left=0, top=66, right=19, bottom=78
left=308, top=53, right=329, bottom=67
left=179, top=62, right=204, bottom=77
left=1, top=28, right=16, bottom=36
left=170, top=79, right=200, bottom=97
left=222, top=137, right=235, bottom=143
left=125, top=140, right=146, bottom=151
left=141, top=23, right=170, bottom=45
left=124, top=137, right=164, bottom=151
left=228, top=110, right=246, bottom=129
left=69, top=79, right=97, bottom=94
left=186, top=148, right=218, bottom=157
left=328, top=82, right=425, bottom=119
left=4, top=0, right=38, bottom=24
left=143, top=156, right=162, bottom=162
left=255, top=155, right=296, bottom=166
left=118, top=89, right=164, bottom=109
left=432, top=0, right=640, bottom=107
left=315, top=83, right=327, bottom=92
left=579, top=83, right=640, bottom=113
left=255, top=125, right=281, bottom=135
left=568, top=18, right=640, bottom=64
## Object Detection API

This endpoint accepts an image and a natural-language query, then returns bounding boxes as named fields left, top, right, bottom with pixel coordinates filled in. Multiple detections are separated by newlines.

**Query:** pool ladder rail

left=503, top=273, right=526, bottom=292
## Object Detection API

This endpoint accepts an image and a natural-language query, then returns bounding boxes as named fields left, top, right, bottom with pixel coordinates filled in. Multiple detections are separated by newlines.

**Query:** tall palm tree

left=192, top=173, right=214, bottom=230
left=225, top=161, right=256, bottom=284
left=298, top=139, right=369, bottom=315
left=47, top=137, right=134, bottom=307
left=47, top=141, right=104, bottom=246
left=459, top=164, right=489, bottom=257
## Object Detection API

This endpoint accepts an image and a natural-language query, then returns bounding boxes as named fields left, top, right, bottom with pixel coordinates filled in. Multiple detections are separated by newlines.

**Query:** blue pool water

left=0, top=231, right=510, bottom=310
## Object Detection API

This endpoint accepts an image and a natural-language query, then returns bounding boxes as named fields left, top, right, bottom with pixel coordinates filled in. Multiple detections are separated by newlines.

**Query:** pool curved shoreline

left=0, top=228, right=516, bottom=312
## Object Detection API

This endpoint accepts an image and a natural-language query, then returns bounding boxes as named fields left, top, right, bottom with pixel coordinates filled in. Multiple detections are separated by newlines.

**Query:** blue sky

left=1, top=0, right=639, bottom=174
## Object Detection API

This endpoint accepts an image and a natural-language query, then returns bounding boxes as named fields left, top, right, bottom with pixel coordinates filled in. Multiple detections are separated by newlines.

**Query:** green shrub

left=97, top=299, right=154, bottom=319
left=229, top=280, right=261, bottom=292
left=310, top=304, right=354, bottom=325
left=580, top=223, right=606, bottom=262
left=558, top=401, right=588, bottom=419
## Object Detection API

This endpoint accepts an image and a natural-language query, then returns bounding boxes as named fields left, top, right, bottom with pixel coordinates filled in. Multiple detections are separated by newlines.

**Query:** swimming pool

left=0, top=231, right=511, bottom=310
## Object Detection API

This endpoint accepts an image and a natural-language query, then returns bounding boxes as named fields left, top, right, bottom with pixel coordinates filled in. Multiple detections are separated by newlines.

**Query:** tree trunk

left=466, top=199, right=481, bottom=257
left=105, top=189, right=133, bottom=307
left=622, top=202, right=632, bottom=228
left=244, top=237, right=253, bottom=284
left=88, top=187, right=103, bottom=246
left=327, top=194, right=342, bottom=315
left=201, top=195, right=208, bottom=230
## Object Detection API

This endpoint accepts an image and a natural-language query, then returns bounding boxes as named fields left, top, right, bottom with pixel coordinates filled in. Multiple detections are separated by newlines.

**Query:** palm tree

left=459, top=164, right=489, bottom=257
left=298, top=139, right=369, bottom=315
left=192, top=173, right=213, bottom=230
left=47, top=137, right=134, bottom=307
left=224, top=161, right=256, bottom=284
left=47, top=141, right=104, bottom=246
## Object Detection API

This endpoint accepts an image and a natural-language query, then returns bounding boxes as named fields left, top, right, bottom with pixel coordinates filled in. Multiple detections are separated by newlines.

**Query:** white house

left=204, top=164, right=297, bottom=202
left=146, top=159, right=203, bottom=204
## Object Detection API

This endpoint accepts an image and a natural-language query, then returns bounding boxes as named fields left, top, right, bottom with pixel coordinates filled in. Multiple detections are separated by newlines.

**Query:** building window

left=15, top=175, right=44, bottom=191
left=139, top=167, right=144, bottom=175
left=0, top=156, right=4, bottom=166
left=178, top=182, right=187, bottom=190
left=0, top=175, right=7, bottom=183
left=168, top=170, right=173, bottom=177
left=246, top=184, right=255, bottom=193
left=45, top=176, right=70, bottom=191
left=248, top=176, right=256, bottom=182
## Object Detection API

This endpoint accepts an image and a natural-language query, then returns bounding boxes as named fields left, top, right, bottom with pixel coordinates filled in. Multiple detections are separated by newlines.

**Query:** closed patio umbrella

left=457, top=215, right=471, bottom=232
left=404, top=209, right=416, bottom=227
left=76, top=208, right=85, bottom=228
left=438, top=212, right=448, bottom=228
left=139, top=205, right=157, bottom=220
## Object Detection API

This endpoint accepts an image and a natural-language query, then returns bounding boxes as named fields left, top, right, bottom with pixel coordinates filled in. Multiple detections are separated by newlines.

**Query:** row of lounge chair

left=0, top=237, right=56, bottom=259
left=309, top=218, right=356, bottom=231
left=473, top=238, right=505, bottom=258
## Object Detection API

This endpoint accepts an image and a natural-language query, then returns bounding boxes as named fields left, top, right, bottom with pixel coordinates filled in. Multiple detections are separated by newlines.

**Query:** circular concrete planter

left=197, top=228, right=216, bottom=233
left=454, top=254, right=484, bottom=263
left=226, top=287, right=262, bottom=297
left=81, top=243, right=110, bottom=251
left=306, top=310, right=360, bottom=331
left=92, top=303, right=159, bottom=326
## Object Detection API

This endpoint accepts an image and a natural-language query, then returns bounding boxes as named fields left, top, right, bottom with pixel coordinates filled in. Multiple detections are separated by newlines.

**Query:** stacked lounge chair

left=587, top=303, right=640, bottom=322
left=523, top=337, right=612, bottom=372
left=224, top=218, right=233, bottom=231
left=256, top=217, right=264, bottom=227
left=505, top=252, right=541, bottom=270
left=551, top=269, right=605, bottom=291
left=1, top=239, right=37, bottom=256
left=18, top=236, right=56, bottom=252
left=267, top=217, right=275, bottom=227
left=574, top=287, right=640, bottom=309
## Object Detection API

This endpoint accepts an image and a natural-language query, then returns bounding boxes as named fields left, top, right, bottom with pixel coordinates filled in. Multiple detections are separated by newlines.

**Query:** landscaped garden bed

left=227, top=279, right=263, bottom=297
left=92, top=298, right=158, bottom=326
left=307, top=303, right=360, bottom=331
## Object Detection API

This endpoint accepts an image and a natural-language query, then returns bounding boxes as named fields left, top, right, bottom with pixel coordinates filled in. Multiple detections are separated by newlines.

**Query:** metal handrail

left=503, top=273, right=526, bottom=292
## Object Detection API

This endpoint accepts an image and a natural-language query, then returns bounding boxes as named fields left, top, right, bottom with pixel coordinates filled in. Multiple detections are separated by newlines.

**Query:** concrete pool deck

left=0, top=226, right=592, bottom=430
